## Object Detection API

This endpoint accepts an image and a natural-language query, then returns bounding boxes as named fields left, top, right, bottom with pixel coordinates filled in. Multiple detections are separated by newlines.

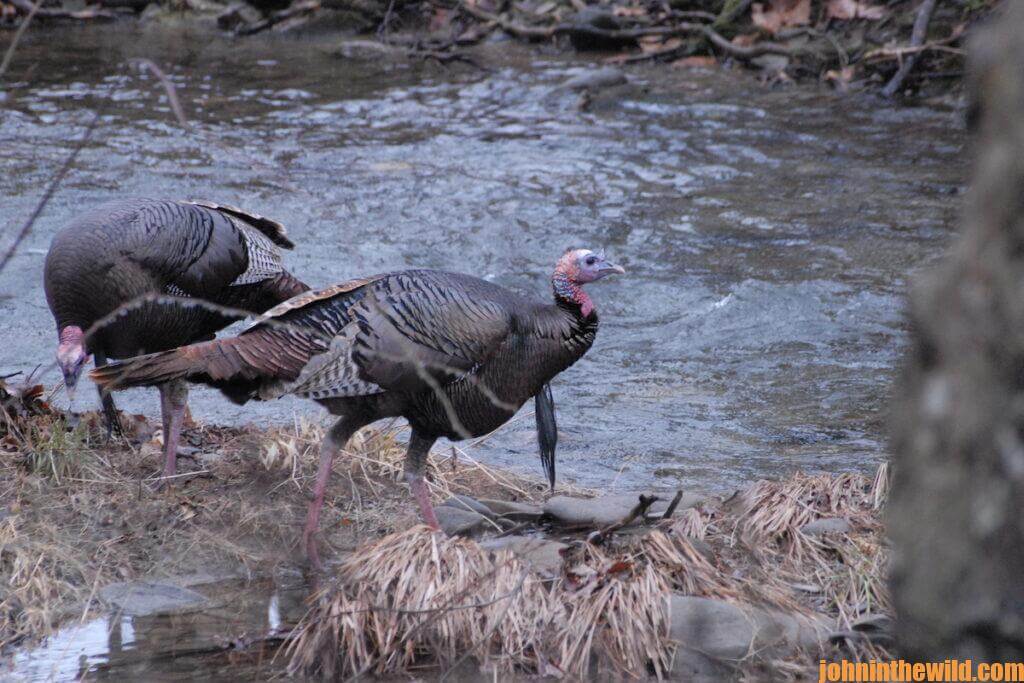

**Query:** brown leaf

left=429, top=7, right=452, bottom=33
left=612, top=5, right=647, bottom=17
left=605, top=560, right=633, bottom=575
left=732, top=33, right=759, bottom=48
left=826, top=0, right=885, bottom=20
left=824, top=65, right=856, bottom=92
left=671, top=55, right=718, bottom=69
left=639, top=36, right=682, bottom=54
left=751, top=0, right=810, bottom=34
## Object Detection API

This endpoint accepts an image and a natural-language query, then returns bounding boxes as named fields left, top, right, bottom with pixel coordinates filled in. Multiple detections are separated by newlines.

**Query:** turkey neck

left=549, top=272, right=600, bottom=361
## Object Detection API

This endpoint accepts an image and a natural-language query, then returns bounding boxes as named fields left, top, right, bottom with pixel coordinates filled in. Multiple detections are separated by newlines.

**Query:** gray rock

left=479, top=535, right=566, bottom=576
left=216, top=2, right=262, bottom=31
left=99, top=581, right=208, bottom=617
left=559, top=67, right=628, bottom=93
left=545, top=494, right=636, bottom=526
left=545, top=492, right=702, bottom=527
left=800, top=517, right=853, bottom=536
left=440, top=495, right=494, bottom=518
left=478, top=499, right=543, bottom=521
left=670, top=596, right=828, bottom=669
left=436, top=506, right=491, bottom=537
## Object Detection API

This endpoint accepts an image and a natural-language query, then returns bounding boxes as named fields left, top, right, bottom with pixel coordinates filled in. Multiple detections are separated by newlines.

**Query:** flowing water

left=0, top=20, right=965, bottom=681
left=0, top=24, right=965, bottom=491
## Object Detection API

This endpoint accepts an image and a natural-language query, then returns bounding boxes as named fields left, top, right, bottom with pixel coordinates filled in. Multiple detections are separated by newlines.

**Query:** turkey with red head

left=91, top=248, right=624, bottom=567
left=45, top=197, right=309, bottom=480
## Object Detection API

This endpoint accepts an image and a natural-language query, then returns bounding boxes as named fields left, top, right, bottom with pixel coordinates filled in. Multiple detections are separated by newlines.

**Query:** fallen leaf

left=751, top=0, right=809, bottom=34
left=639, top=36, right=682, bottom=54
left=671, top=55, right=718, bottom=69
left=826, top=0, right=885, bottom=20
left=428, top=7, right=451, bottom=33
left=612, top=5, right=647, bottom=17
left=824, top=65, right=856, bottom=92
left=606, top=560, right=633, bottom=575
left=732, top=33, right=759, bottom=48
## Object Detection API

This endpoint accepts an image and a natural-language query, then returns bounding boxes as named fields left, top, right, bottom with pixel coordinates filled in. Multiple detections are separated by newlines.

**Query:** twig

left=0, top=0, right=42, bottom=80
left=881, top=0, right=939, bottom=98
left=6, top=0, right=116, bottom=20
left=661, top=489, right=684, bottom=520
left=587, top=494, right=659, bottom=545
left=128, top=59, right=189, bottom=128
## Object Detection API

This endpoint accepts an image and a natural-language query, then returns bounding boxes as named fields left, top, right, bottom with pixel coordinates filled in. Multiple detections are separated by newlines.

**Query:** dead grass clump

left=554, top=544, right=673, bottom=678
left=730, top=468, right=886, bottom=565
left=287, top=527, right=675, bottom=679
left=0, top=515, right=97, bottom=648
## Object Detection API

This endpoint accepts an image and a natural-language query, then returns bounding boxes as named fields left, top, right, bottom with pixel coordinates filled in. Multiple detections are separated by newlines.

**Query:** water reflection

left=6, top=579, right=305, bottom=682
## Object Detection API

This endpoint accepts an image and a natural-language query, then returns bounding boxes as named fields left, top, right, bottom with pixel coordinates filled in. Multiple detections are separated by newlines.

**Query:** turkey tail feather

left=90, top=348, right=199, bottom=391
left=90, top=337, right=253, bottom=392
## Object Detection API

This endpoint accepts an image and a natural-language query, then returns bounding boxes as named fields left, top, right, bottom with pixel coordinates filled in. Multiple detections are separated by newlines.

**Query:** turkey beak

left=599, top=261, right=625, bottom=276
left=62, top=366, right=79, bottom=403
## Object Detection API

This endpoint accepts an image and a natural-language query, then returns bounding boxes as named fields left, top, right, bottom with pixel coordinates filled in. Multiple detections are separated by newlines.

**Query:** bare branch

left=882, top=0, right=939, bottom=98
left=0, top=0, right=43, bottom=80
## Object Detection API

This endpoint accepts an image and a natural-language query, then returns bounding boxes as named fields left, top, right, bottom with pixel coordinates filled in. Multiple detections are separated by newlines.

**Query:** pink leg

left=157, top=380, right=188, bottom=484
left=405, top=430, right=440, bottom=531
left=303, top=418, right=354, bottom=570
left=409, top=476, right=440, bottom=530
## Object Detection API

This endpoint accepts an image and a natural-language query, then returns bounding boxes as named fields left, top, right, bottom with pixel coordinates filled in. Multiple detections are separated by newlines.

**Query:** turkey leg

left=157, top=379, right=188, bottom=483
left=93, top=352, right=122, bottom=440
left=405, top=430, right=440, bottom=531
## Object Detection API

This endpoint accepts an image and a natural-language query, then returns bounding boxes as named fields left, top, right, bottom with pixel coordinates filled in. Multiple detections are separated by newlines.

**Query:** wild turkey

left=91, top=248, right=624, bottom=566
left=45, top=197, right=308, bottom=479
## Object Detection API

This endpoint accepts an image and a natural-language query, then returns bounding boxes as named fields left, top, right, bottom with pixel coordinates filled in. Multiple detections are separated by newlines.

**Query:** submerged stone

left=99, top=581, right=208, bottom=617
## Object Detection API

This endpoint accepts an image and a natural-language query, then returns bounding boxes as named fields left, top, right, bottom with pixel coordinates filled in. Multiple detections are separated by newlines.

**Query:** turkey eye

left=585, top=256, right=597, bottom=265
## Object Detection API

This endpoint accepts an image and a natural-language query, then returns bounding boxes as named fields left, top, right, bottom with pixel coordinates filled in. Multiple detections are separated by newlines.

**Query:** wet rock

left=99, top=581, right=208, bottom=617
left=544, top=492, right=702, bottom=527
left=566, top=8, right=634, bottom=50
left=329, top=40, right=405, bottom=61
left=558, top=67, right=628, bottom=93
left=544, top=494, right=637, bottom=526
left=436, top=506, right=490, bottom=537
left=216, top=2, right=262, bottom=31
left=800, top=517, right=853, bottom=536
left=480, top=535, right=567, bottom=576
left=440, top=495, right=494, bottom=518
left=670, top=596, right=828, bottom=675
left=478, top=499, right=543, bottom=521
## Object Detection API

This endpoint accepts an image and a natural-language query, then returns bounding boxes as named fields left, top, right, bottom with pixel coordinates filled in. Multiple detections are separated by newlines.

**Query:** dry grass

left=0, top=377, right=559, bottom=651
left=287, top=527, right=674, bottom=679
left=287, top=464, right=893, bottom=680
left=2, top=377, right=894, bottom=679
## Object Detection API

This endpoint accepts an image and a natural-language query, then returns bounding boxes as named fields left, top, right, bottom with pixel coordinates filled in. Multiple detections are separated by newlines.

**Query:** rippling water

left=0, top=24, right=965, bottom=492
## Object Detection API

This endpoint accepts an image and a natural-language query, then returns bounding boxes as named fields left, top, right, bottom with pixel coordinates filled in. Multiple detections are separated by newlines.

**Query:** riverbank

left=2, top=376, right=891, bottom=679
left=0, top=0, right=998, bottom=98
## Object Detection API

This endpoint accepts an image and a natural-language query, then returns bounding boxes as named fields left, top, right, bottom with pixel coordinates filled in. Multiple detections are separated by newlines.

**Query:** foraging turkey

left=45, top=197, right=308, bottom=479
left=91, top=248, right=624, bottom=566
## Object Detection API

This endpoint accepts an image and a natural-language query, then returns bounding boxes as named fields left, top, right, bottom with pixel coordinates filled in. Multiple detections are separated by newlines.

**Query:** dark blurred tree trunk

left=890, top=2, right=1024, bottom=661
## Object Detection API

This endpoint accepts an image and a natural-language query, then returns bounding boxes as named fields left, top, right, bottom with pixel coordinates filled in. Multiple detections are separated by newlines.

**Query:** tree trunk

left=890, top=2, right=1024, bottom=661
